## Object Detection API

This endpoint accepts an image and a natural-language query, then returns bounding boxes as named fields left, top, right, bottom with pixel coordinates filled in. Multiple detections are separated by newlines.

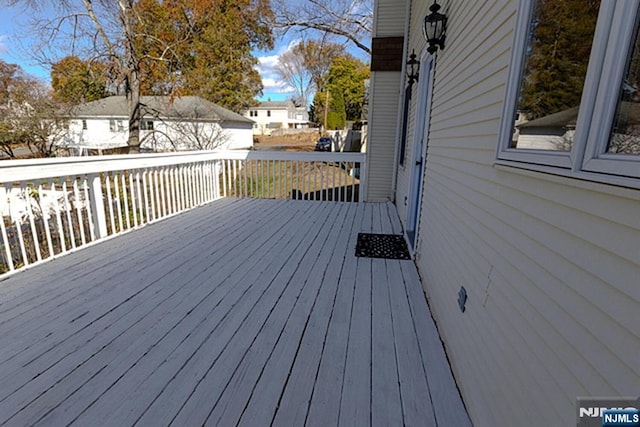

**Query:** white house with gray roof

left=60, top=96, right=254, bottom=153
left=243, top=101, right=309, bottom=135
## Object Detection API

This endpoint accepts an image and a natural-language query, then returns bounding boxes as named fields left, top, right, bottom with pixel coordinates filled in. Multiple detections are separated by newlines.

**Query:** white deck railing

left=0, top=150, right=365, bottom=276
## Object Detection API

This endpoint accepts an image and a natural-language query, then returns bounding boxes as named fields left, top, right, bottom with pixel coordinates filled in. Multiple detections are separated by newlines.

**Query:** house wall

left=61, top=118, right=127, bottom=149
left=365, top=0, right=408, bottom=201
left=245, top=107, right=294, bottom=135
left=61, top=118, right=252, bottom=152
left=366, top=72, right=403, bottom=201
left=390, top=0, right=640, bottom=425
left=221, top=123, right=254, bottom=150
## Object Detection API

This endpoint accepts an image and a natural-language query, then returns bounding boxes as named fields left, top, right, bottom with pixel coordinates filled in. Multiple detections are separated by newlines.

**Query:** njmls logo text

left=577, top=397, right=640, bottom=427
left=579, top=407, right=638, bottom=418
left=601, top=409, right=640, bottom=426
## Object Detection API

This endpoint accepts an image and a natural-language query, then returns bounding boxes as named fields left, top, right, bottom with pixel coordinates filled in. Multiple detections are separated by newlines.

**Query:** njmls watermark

left=577, top=397, right=640, bottom=427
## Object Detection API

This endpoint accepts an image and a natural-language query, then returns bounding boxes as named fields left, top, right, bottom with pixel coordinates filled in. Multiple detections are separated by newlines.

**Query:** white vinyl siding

left=366, top=71, right=402, bottom=201
left=391, top=0, right=640, bottom=426
left=394, top=82, right=417, bottom=223
left=373, top=0, right=407, bottom=36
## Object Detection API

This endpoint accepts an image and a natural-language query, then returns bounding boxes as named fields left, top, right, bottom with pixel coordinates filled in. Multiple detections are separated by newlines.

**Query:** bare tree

left=275, top=39, right=344, bottom=107
left=161, top=120, right=230, bottom=151
left=140, top=103, right=231, bottom=152
left=4, top=0, right=182, bottom=153
left=273, top=0, right=372, bottom=55
left=0, top=59, right=68, bottom=158
left=275, top=45, right=314, bottom=108
left=23, top=86, right=72, bottom=157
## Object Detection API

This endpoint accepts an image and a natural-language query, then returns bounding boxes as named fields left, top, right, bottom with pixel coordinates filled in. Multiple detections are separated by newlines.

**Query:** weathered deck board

left=0, top=198, right=469, bottom=426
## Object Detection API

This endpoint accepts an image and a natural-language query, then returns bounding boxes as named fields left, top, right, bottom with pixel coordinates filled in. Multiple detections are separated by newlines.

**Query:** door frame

left=405, top=51, right=435, bottom=252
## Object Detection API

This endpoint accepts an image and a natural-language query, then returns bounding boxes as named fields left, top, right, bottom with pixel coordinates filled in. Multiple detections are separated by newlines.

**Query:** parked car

left=315, top=137, right=332, bottom=152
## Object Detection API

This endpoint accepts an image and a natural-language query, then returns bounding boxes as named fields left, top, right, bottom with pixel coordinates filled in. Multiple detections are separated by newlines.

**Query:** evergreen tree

left=313, top=90, right=346, bottom=130
left=327, top=54, right=369, bottom=121
left=518, top=0, right=600, bottom=119
left=327, top=90, right=346, bottom=129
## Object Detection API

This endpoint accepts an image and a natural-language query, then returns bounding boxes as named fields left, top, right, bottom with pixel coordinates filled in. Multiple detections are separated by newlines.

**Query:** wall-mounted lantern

left=423, top=0, right=448, bottom=54
left=406, top=50, right=420, bottom=85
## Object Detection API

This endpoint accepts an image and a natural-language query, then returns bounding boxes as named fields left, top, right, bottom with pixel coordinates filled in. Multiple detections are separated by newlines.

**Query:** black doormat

left=355, top=233, right=411, bottom=260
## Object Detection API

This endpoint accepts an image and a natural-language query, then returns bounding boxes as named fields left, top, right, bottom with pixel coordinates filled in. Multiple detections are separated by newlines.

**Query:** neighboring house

left=514, top=107, right=578, bottom=151
left=367, top=0, right=640, bottom=426
left=515, top=103, right=640, bottom=154
left=243, top=101, right=309, bottom=135
left=60, top=96, right=254, bottom=153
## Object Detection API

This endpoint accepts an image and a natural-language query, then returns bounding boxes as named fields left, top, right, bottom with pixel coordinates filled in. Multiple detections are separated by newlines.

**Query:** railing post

left=213, top=160, right=221, bottom=199
left=89, top=173, right=108, bottom=239
left=358, top=154, right=367, bottom=203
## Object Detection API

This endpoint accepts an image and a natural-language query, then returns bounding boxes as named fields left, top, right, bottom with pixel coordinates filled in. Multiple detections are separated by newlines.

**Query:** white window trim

left=497, top=0, right=640, bottom=187
left=582, top=1, right=640, bottom=177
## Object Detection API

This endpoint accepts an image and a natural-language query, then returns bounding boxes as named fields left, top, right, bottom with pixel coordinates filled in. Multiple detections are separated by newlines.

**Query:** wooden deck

left=0, top=198, right=470, bottom=427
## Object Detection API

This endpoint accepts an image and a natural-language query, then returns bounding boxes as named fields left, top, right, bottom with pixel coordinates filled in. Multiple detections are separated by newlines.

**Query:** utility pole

left=324, top=89, right=330, bottom=131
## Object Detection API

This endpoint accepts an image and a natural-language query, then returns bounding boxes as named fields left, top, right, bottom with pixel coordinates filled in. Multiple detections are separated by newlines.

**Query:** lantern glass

left=422, top=1, right=447, bottom=53
left=406, top=50, right=419, bottom=84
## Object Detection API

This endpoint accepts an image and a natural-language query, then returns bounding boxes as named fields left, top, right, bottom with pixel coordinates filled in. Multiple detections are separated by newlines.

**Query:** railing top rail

left=228, top=150, right=365, bottom=162
left=0, top=151, right=222, bottom=182
left=0, top=150, right=366, bottom=182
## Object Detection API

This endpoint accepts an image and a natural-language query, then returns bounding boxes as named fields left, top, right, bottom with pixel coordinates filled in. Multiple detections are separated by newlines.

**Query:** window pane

left=511, top=0, right=600, bottom=151
left=607, top=13, right=640, bottom=156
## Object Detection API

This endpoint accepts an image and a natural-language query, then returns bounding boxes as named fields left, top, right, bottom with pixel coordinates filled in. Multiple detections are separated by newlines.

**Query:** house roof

left=72, top=96, right=254, bottom=124
left=517, top=107, right=579, bottom=129
left=517, top=101, right=640, bottom=130
left=252, top=101, right=295, bottom=110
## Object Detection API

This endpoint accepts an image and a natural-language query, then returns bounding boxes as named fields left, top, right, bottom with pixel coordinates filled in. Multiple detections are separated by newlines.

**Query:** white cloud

left=261, top=77, right=294, bottom=95
left=258, top=54, right=279, bottom=69
left=254, top=37, right=305, bottom=99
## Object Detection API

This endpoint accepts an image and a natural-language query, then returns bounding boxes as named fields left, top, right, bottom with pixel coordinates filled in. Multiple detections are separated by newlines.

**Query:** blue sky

left=0, top=5, right=50, bottom=80
left=0, top=3, right=368, bottom=103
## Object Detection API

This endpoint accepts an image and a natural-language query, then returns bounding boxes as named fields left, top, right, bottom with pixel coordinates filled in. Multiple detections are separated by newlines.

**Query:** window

left=82, top=119, right=87, bottom=130
left=141, top=120, right=154, bottom=130
left=498, top=1, right=640, bottom=183
left=117, top=120, right=124, bottom=132
left=267, top=110, right=271, bottom=117
left=109, top=119, right=116, bottom=132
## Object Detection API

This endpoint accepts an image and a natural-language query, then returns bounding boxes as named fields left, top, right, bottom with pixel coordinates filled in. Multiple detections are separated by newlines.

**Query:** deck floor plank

left=0, top=198, right=256, bottom=357
left=0, top=199, right=281, bottom=390
left=266, top=203, right=358, bottom=427
left=371, top=257, right=404, bottom=427
left=0, top=200, right=293, bottom=425
left=131, top=201, right=336, bottom=426
left=216, top=203, right=351, bottom=427
left=0, top=197, right=245, bottom=308
left=387, top=259, right=437, bottom=427
left=339, top=203, right=374, bottom=427
left=200, top=203, right=350, bottom=426
left=400, top=260, right=473, bottom=427
left=305, top=203, right=364, bottom=427
left=0, top=198, right=468, bottom=427
left=40, top=200, right=314, bottom=427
